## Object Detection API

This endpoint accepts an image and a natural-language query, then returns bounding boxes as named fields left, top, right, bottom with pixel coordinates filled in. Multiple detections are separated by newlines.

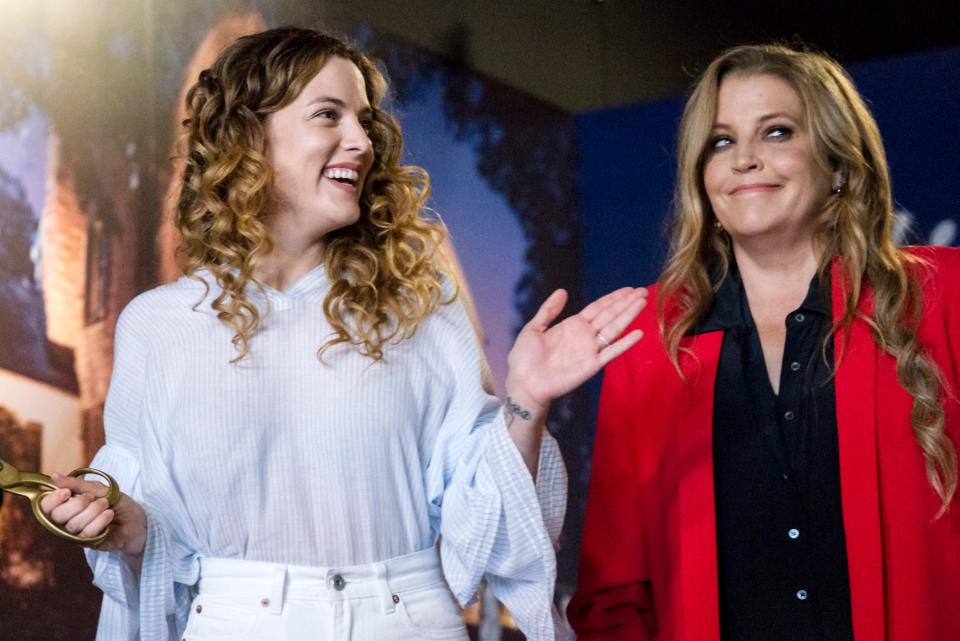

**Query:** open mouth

left=323, top=167, right=360, bottom=189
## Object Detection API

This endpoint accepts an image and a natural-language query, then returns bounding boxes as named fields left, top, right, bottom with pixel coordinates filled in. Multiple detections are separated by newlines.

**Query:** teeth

left=323, top=168, right=359, bottom=182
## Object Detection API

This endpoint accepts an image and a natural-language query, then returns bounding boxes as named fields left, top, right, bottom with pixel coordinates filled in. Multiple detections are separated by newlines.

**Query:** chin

left=334, top=211, right=363, bottom=233
left=317, top=207, right=363, bottom=233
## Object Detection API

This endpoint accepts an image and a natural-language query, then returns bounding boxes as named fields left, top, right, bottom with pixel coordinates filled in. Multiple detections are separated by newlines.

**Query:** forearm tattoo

left=504, top=396, right=532, bottom=426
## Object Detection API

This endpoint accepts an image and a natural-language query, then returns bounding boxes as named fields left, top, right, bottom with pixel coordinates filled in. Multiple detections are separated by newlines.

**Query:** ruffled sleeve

left=83, top=298, right=196, bottom=641
left=425, top=293, right=569, bottom=641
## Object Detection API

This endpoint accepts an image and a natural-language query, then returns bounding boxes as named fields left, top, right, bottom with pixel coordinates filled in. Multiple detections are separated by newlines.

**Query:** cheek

left=269, top=157, right=297, bottom=194
left=772, top=149, right=828, bottom=187
left=702, top=159, right=727, bottom=211
left=702, top=153, right=727, bottom=191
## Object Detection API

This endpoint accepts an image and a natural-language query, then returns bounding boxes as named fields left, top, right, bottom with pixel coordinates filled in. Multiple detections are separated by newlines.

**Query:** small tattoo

left=505, top=396, right=532, bottom=423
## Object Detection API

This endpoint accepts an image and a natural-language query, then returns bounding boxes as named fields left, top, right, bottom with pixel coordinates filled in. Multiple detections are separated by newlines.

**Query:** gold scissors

left=0, top=458, right=120, bottom=547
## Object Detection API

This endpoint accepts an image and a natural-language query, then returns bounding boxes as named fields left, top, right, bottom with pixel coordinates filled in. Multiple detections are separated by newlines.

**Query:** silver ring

left=597, top=332, right=611, bottom=349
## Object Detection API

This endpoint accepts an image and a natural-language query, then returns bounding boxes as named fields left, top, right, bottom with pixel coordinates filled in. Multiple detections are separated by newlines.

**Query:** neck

left=731, top=233, right=820, bottom=311
left=257, top=219, right=326, bottom=292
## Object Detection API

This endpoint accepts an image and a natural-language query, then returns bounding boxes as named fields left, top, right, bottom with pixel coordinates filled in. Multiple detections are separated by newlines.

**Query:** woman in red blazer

left=569, top=44, right=960, bottom=641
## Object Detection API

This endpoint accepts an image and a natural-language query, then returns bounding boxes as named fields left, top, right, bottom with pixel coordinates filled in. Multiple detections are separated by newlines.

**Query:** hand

left=505, top=287, right=646, bottom=414
left=39, top=473, right=147, bottom=562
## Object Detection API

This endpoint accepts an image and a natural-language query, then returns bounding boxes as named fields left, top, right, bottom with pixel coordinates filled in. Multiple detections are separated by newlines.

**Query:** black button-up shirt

left=697, top=263, right=854, bottom=641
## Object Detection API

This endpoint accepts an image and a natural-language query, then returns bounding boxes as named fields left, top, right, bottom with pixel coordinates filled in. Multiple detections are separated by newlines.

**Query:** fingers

left=64, top=497, right=112, bottom=535
left=50, top=471, right=110, bottom=498
left=579, top=287, right=639, bottom=323
left=523, top=289, right=568, bottom=332
left=77, top=505, right=115, bottom=539
left=39, top=487, right=73, bottom=515
left=590, top=288, right=648, bottom=334
left=595, top=289, right=648, bottom=347
left=599, top=329, right=645, bottom=366
left=39, top=472, right=115, bottom=540
left=49, top=491, right=99, bottom=527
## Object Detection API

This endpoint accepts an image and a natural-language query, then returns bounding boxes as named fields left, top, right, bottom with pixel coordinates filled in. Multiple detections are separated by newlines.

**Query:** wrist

left=504, top=374, right=549, bottom=408
left=122, top=550, right=144, bottom=575
left=503, top=391, right=549, bottom=428
left=502, top=392, right=548, bottom=480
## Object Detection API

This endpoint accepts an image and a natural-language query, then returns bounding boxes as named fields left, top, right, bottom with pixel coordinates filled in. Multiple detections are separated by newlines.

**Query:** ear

left=832, top=169, right=846, bottom=192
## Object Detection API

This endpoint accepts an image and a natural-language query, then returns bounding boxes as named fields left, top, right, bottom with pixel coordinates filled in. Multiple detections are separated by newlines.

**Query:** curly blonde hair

left=176, top=27, right=449, bottom=361
left=658, top=43, right=956, bottom=513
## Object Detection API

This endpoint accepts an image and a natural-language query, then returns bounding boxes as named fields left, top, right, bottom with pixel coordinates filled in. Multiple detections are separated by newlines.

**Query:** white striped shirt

left=84, top=265, right=568, bottom=641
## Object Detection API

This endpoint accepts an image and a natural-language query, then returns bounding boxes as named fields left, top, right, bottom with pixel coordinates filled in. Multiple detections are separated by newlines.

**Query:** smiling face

left=702, top=73, right=834, bottom=248
left=265, top=56, right=375, bottom=242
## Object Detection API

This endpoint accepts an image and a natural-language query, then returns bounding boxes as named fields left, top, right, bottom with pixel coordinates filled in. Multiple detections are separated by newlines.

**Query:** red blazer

left=569, top=246, right=960, bottom=641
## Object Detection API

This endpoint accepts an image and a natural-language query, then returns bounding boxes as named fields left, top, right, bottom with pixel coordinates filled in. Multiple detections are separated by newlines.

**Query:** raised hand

left=501, top=286, right=646, bottom=477
left=505, top=286, right=646, bottom=415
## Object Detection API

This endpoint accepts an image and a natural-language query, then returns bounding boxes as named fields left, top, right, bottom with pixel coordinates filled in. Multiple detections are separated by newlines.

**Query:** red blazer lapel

left=677, top=330, right=724, bottom=641
left=831, top=262, right=886, bottom=641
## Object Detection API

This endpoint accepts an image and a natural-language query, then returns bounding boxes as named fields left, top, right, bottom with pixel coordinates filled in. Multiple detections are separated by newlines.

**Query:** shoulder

left=901, top=245, right=960, bottom=299
left=903, top=245, right=960, bottom=274
left=892, top=247, right=960, bottom=341
left=116, top=276, right=211, bottom=342
left=120, top=276, right=208, bottom=319
left=421, top=275, right=478, bottom=345
left=382, top=273, right=479, bottom=362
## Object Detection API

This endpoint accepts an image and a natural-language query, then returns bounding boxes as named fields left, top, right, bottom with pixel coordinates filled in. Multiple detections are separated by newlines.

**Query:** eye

left=764, top=125, right=793, bottom=140
left=360, top=118, right=374, bottom=133
left=709, top=135, right=733, bottom=150
left=311, top=108, right=338, bottom=122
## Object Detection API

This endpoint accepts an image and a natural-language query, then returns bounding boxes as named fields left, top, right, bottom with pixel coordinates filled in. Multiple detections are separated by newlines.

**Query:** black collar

left=692, top=259, right=830, bottom=336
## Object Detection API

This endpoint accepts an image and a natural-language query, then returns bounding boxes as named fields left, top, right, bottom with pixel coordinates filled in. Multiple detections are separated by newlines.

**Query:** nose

left=731, top=141, right=761, bottom=173
left=341, top=117, right=373, bottom=157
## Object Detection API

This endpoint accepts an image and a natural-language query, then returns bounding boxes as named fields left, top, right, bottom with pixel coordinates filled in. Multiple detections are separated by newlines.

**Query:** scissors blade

left=0, top=458, right=24, bottom=490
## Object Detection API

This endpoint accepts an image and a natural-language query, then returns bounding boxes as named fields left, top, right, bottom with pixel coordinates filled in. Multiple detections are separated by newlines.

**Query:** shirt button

left=794, top=313, right=805, bottom=323
left=332, top=574, right=346, bottom=591
left=788, top=528, right=800, bottom=539
left=784, top=410, right=796, bottom=421
left=796, top=589, right=808, bottom=600
left=790, top=361, right=801, bottom=371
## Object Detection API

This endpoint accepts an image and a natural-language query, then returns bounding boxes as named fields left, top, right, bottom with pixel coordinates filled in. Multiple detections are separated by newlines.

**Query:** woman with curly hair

left=569, top=44, right=960, bottom=640
left=39, top=27, right=645, bottom=641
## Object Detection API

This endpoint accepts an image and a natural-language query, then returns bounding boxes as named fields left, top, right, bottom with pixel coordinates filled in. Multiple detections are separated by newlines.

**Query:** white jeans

left=182, top=547, right=469, bottom=641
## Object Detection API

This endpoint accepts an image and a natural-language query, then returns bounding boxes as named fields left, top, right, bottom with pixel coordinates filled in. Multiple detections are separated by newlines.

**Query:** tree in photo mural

left=360, top=28, right=588, bottom=596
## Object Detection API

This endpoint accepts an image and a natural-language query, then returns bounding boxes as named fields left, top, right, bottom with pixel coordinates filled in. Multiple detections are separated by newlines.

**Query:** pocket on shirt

left=395, top=581, right=469, bottom=641
left=181, top=594, right=269, bottom=641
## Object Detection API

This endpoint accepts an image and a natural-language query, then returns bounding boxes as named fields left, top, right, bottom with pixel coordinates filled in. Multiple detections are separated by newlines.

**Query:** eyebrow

left=306, top=96, right=373, bottom=115
left=712, top=111, right=800, bottom=130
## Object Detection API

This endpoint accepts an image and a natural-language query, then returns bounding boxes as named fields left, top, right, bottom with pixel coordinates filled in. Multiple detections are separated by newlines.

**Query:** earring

left=832, top=172, right=846, bottom=195
left=714, top=219, right=724, bottom=232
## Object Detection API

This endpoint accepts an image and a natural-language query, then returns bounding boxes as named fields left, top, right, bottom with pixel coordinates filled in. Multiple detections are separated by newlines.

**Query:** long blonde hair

left=658, top=43, right=956, bottom=513
left=176, top=27, right=448, bottom=362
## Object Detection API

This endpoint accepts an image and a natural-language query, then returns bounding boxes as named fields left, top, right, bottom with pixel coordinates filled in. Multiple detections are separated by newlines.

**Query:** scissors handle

left=30, top=467, right=121, bottom=548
